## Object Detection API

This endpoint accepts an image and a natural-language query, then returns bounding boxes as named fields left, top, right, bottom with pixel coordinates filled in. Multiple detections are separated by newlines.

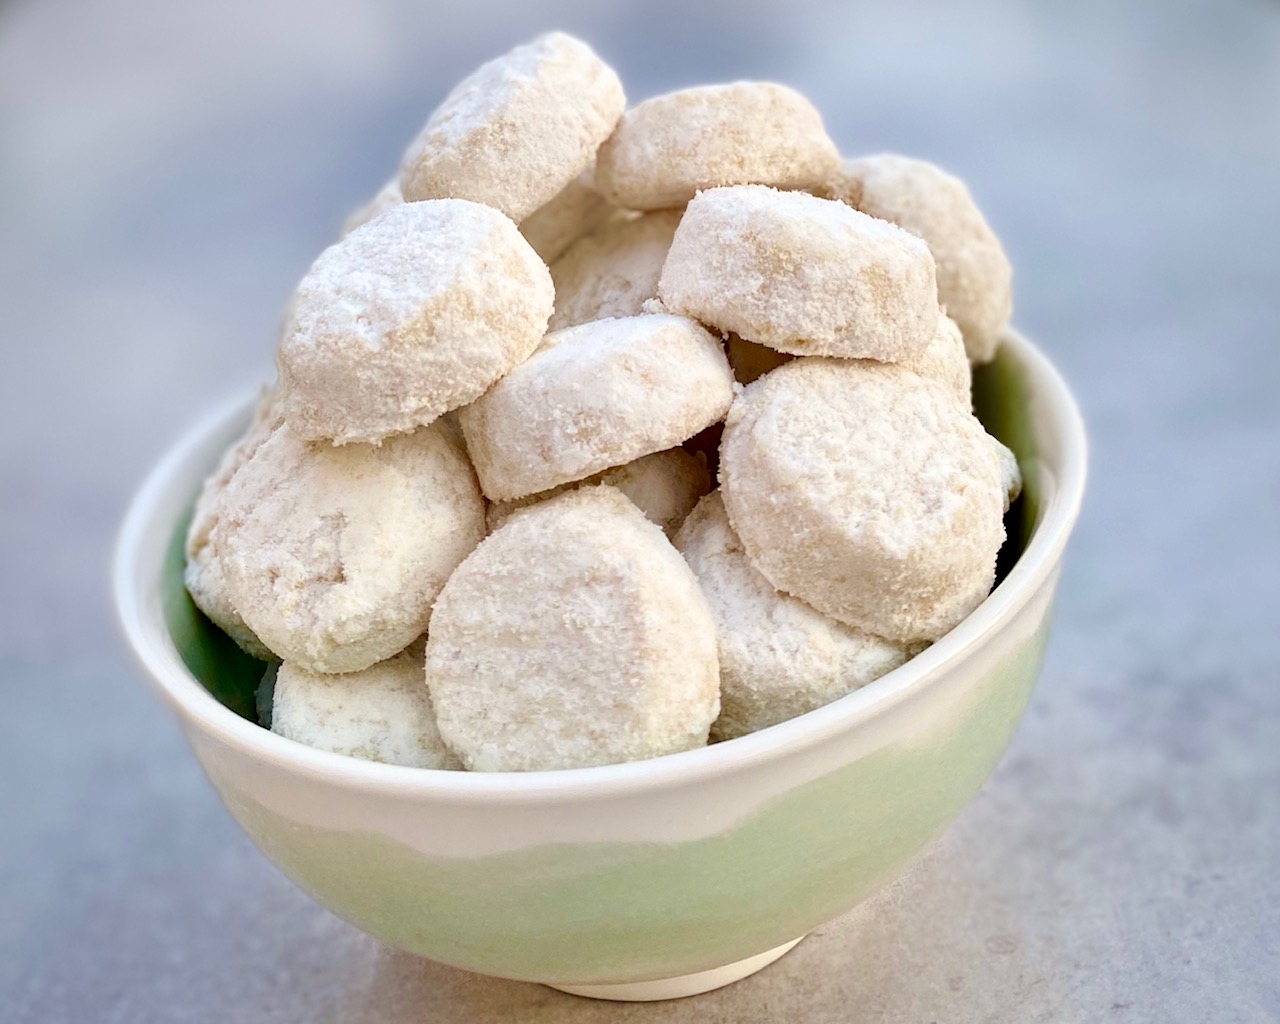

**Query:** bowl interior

left=159, top=343, right=1049, bottom=729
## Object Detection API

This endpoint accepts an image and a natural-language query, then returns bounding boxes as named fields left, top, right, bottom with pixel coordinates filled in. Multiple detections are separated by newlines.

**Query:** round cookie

left=898, top=313, right=972, bottom=409
left=399, top=32, right=625, bottom=222
left=486, top=447, right=711, bottom=536
left=719, top=358, right=1009, bottom=643
left=459, top=314, right=735, bottom=501
left=823, top=155, right=1013, bottom=363
left=425, top=485, right=720, bottom=771
left=279, top=199, right=553, bottom=444
left=272, top=641, right=461, bottom=769
left=184, top=389, right=283, bottom=659
left=676, top=492, right=910, bottom=740
left=218, top=422, right=485, bottom=674
left=339, top=175, right=403, bottom=238
left=549, top=210, right=681, bottom=330
left=595, top=82, right=839, bottom=210
left=519, top=168, right=617, bottom=265
left=659, top=185, right=938, bottom=362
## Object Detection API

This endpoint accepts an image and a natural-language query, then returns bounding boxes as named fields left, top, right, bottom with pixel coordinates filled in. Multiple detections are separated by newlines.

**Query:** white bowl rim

left=113, top=330, right=1087, bottom=804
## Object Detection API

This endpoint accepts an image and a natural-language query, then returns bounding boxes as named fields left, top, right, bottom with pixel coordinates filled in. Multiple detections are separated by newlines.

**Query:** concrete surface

left=2, top=0, right=1278, bottom=1020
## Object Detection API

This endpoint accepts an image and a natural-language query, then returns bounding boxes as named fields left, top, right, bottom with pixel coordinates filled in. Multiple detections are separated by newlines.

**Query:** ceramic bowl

left=113, top=330, right=1086, bottom=1001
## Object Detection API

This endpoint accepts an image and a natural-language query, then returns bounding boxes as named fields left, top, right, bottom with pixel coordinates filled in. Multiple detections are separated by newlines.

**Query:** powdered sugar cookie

left=659, top=185, right=937, bottom=362
left=272, top=641, right=461, bottom=769
left=595, top=82, right=838, bottom=210
left=399, top=32, right=624, bottom=221
left=549, top=210, right=681, bottom=330
left=899, top=313, right=972, bottom=408
left=823, top=155, right=1012, bottom=363
left=184, top=390, right=283, bottom=659
left=486, top=447, right=710, bottom=536
left=519, top=168, right=617, bottom=264
left=459, top=314, right=735, bottom=501
left=279, top=199, right=553, bottom=444
left=425, top=486, right=720, bottom=771
left=719, top=358, right=1008, bottom=643
left=676, top=492, right=910, bottom=740
left=218, top=422, right=484, bottom=674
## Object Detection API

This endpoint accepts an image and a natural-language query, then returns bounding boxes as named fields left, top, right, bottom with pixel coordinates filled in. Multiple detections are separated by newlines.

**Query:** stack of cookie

left=184, top=32, right=1019, bottom=772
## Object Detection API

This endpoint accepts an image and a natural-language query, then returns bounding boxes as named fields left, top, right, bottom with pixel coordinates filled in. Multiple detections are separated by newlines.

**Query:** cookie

left=399, top=32, right=624, bottom=221
left=218, top=422, right=484, bottom=673
left=719, top=358, right=1008, bottom=642
left=519, top=168, right=617, bottom=264
left=659, top=185, right=937, bottom=362
left=676, top=492, right=909, bottom=740
left=183, top=389, right=283, bottom=659
left=279, top=199, right=553, bottom=444
left=272, top=641, right=460, bottom=769
left=823, top=155, right=1012, bottom=363
left=595, top=82, right=838, bottom=210
left=899, top=313, right=972, bottom=408
left=425, top=486, right=720, bottom=771
left=459, top=314, right=735, bottom=501
left=549, top=210, right=681, bottom=330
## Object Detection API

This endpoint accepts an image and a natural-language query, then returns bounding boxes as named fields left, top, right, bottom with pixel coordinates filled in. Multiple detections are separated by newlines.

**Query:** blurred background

left=2, top=0, right=1278, bottom=1020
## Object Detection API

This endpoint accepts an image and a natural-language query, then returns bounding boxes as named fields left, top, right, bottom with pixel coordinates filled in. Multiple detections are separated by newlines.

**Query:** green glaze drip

left=217, top=623, right=1050, bottom=986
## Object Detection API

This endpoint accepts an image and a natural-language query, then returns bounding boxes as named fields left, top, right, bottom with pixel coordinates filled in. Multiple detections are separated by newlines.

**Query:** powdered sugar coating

left=519, top=168, right=617, bottom=264
left=719, top=358, right=1008, bottom=643
left=217, top=422, right=485, bottom=674
left=659, top=186, right=938, bottom=362
left=272, top=641, right=461, bottom=769
left=676, top=492, right=910, bottom=740
left=486, top=447, right=711, bottom=536
left=427, top=486, right=719, bottom=771
left=399, top=33, right=625, bottom=222
left=899, top=313, right=972, bottom=408
left=278, top=200, right=553, bottom=444
left=549, top=210, right=681, bottom=330
left=184, top=389, right=284, bottom=659
left=823, top=155, right=1012, bottom=364
left=339, top=175, right=403, bottom=238
left=595, top=82, right=839, bottom=210
left=459, top=314, right=735, bottom=501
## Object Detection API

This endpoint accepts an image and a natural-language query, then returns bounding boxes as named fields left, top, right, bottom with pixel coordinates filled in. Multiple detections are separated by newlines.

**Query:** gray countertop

left=2, top=0, right=1278, bottom=1020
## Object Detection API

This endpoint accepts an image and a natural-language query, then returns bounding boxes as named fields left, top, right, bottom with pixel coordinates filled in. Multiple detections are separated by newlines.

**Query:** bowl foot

left=547, top=935, right=806, bottom=1002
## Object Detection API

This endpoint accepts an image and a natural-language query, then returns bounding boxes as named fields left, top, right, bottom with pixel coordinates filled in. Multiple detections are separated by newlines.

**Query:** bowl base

left=547, top=935, right=806, bottom=1002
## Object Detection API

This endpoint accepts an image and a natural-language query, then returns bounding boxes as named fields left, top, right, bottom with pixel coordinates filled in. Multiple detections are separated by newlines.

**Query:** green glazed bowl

left=113, top=330, right=1086, bottom=1001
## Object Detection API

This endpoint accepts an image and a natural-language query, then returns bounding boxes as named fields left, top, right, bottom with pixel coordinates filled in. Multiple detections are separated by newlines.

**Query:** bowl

left=113, top=330, right=1086, bottom=1001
